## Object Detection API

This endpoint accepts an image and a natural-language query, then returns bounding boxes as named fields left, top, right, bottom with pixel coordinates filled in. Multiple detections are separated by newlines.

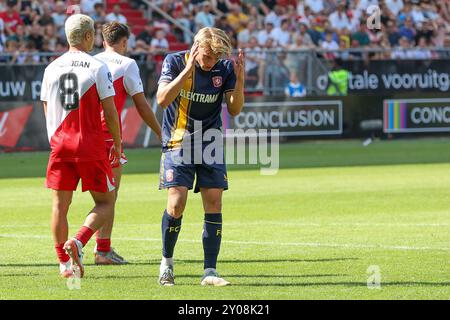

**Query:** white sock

left=160, top=257, right=173, bottom=274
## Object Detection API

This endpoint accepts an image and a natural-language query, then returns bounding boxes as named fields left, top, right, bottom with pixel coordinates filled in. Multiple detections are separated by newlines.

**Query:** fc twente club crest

left=212, top=76, right=222, bottom=88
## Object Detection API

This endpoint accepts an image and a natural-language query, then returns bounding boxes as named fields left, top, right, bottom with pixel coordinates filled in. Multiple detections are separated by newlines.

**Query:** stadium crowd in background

left=1, top=0, right=450, bottom=92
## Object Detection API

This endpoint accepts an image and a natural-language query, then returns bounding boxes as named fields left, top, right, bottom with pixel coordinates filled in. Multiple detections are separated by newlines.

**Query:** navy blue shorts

left=159, top=149, right=228, bottom=193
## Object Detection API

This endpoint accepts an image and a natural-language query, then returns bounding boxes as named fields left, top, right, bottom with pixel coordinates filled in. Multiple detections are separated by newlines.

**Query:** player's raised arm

left=225, top=48, right=245, bottom=116
left=156, top=42, right=200, bottom=108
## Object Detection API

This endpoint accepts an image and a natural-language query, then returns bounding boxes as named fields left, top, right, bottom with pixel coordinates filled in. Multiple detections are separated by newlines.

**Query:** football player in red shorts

left=40, top=14, right=122, bottom=278
left=93, top=22, right=162, bottom=265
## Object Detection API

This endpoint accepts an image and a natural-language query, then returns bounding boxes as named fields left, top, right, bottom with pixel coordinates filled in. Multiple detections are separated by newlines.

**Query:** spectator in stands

left=215, top=14, right=234, bottom=34
left=245, top=35, right=265, bottom=90
left=289, top=32, right=313, bottom=50
left=3, top=38, right=19, bottom=63
left=133, top=39, right=149, bottom=54
left=307, top=18, right=323, bottom=46
left=52, top=1, right=66, bottom=29
left=285, top=71, right=306, bottom=97
left=38, top=4, right=54, bottom=27
left=27, top=22, right=43, bottom=50
left=93, top=21, right=102, bottom=49
left=226, top=4, right=249, bottom=33
left=137, top=24, right=153, bottom=47
left=237, top=19, right=258, bottom=48
left=211, top=0, right=232, bottom=16
left=195, top=1, right=215, bottom=31
left=43, top=24, right=56, bottom=51
left=130, top=0, right=148, bottom=10
left=391, top=36, right=416, bottom=59
left=386, top=0, right=404, bottom=17
left=414, top=19, right=434, bottom=46
left=296, top=23, right=314, bottom=47
left=352, top=21, right=370, bottom=47
left=398, top=2, right=413, bottom=26
left=31, top=0, right=45, bottom=16
left=305, top=0, right=324, bottom=14
left=411, top=3, right=427, bottom=26
left=175, top=8, right=194, bottom=44
left=247, top=5, right=264, bottom=29
left=272, top=19, right=291, bottom=48
left=90, top=2, right=106, bottom=24
left=150, top=29, right=169, bottom=55
left=9, top=23, right=26, bottom=44
left=264, top=4, right=284, bottom=28
left=106, top=4, right=127, bottom=24
left=336, top=37, right=351, bottom=60
left=399, top=16, right=416, bottom=42
left=21, top=4, right=39, bottom=26
left=1, top=0, right=24, bottom=35
left=321, top=30, right=339, bottom=51
left=329, top=1, right=351, bottom=32
left=432, top=19, right=446, bottom=47
left=81, top=0, right=101, bottom=16
left=386, top=19, right=401, bottom=47
left=412, top=36, right=432, bottom=60
left=257, top=21, right=275, bottom=46
left=16, top=40, right=40, bottom=64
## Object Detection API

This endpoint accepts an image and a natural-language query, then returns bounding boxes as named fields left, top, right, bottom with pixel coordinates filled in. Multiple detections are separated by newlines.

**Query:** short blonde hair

left=194, top=27, right=233, bottom=57
left=65, top=14, right=94, bottom=46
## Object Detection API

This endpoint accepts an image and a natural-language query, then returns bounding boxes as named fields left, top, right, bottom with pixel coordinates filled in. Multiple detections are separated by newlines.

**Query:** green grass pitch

left=0, top=138, right=449, bottom=299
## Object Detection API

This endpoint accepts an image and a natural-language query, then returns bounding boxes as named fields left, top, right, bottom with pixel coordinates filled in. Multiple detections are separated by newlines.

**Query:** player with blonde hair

left=156, top=27, right=245, bottom=286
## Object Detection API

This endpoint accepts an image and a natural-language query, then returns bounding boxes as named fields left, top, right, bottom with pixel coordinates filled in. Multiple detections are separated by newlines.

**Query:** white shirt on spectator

left=349, top=9, right=363, bottom=32
left=51, top=13, right=66, bottom=28
left=195, top=12, right=215, bottom=29
left=151, top=38, right=169, bottom=50
left=321, top=40, right=339, bottom=51
left=238, top=29, right=258, bottom=46
left=271, top=27, right=291, bottom=47
left=105, top=12, right=127, bottom=24
left=257, top=29, right=276, bottom=46
left=385, top=0, right=404, bottom=16
left=265, top=11, right=282, bottom=28
left=305, top=0, right=324, bottom=14
left=329, top=11, right=351, bottom=31
left=81, top=0, right=100, bottom=15
left=391, top=48, right=416, bottom=59
left=357, top=0, right=379, bottom=11
left=244, top=47, right=263, bottom=72
left=411, top=7, right=426, bottom=25
left=411, top=48, right=432, bottom=60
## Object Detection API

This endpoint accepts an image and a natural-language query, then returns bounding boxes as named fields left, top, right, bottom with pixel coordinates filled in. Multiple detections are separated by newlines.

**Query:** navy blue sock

left=202, top=213, right=222, bottom=270
left=161, top=209, right=182, bottom=258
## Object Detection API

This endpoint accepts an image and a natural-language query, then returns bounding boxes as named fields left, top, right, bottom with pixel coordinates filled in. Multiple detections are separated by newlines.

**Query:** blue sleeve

left=223, top=60, right=236, bottom=93
left=158, top=54, right=180, bottom=84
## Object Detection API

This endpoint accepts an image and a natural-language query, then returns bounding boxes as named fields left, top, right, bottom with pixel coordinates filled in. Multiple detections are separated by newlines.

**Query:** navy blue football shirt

left=158, top=50, right=236, bottom=151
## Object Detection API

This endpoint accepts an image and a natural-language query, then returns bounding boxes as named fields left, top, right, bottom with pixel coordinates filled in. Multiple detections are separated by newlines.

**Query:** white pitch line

left=0, top=222, right=449, bottom=228
left=0, top=234, right=448, bottom=252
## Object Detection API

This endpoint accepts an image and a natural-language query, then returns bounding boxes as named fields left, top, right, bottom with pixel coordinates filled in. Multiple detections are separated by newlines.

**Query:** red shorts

left=46, top=159, right=116, bottom=193
left=105, top=140, right=127, bottom=169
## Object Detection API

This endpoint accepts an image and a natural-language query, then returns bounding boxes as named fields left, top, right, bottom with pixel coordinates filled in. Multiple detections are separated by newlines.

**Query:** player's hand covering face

left=185, top=41, right=200, bottom=73
left=233, top=48, right=245, bottom=81
left=196, top=44, right=220, bottom=71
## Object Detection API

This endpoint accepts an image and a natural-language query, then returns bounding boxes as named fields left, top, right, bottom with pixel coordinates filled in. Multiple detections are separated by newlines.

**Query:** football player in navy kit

left=156, top=27, right=245, bottom=286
